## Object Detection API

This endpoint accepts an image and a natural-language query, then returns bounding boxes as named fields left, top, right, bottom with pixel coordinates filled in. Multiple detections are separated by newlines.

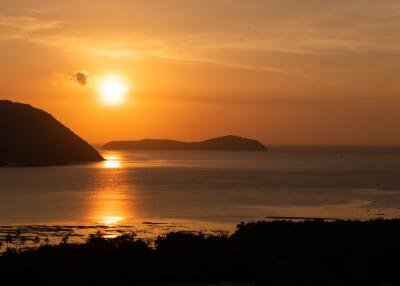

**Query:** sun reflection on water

left=89, top=152, right=136, bottom=226
left=103, top=155, right=122, bottom=169
left=88, top=188, right=132, bottom=226
left=101, top=215, right=123, bottom=225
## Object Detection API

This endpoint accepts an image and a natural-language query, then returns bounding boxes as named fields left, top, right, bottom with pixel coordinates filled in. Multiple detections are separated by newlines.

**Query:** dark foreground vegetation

left=1, top=219, right=400, bottom=285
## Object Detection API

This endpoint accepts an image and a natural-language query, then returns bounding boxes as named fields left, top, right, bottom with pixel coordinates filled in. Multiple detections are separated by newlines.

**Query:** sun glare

left=98, top=75, right=128, bottom=106
left=103, top=155, right=122, bottom=169
left=102, top=215, right=123, bottom=225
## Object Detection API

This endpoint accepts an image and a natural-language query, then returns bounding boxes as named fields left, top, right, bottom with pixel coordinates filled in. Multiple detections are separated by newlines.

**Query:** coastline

left=2, top=219, right=400, bottom=285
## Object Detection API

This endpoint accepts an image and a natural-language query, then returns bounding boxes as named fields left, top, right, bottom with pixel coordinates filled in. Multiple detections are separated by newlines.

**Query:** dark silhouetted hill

left=0, top=100, right=103, bottom=166
left=103, top=135, right=267, bottom=151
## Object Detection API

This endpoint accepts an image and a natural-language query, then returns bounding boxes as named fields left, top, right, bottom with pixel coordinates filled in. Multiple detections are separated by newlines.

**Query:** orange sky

left=1, top=0, right=400, bottom=145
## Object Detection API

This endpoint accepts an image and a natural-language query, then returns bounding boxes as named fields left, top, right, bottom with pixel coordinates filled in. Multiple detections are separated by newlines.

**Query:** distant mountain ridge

left=0, top=100, right=104, bottom=166
left=103, top=135, right=267, bottom=151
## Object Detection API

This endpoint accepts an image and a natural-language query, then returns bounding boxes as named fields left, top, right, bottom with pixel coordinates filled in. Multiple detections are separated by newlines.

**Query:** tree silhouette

left=88, top=231, right=104, bottom=241
left=61, top=233, right=71, bottom=245
left=15, top=230, right=21, bottom=251
left=33, top=236, right=41, bottom=248
left=5, top=234, right=12, bottom=248
left=18, top=236, right=26, bottom=251
left=94, top=230, right=104, bottom=238
left=2, top=220, right=400, bottom=285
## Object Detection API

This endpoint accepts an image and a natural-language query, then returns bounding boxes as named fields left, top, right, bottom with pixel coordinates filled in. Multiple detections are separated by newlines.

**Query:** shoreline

left=2, top=219, right=400, bottom=285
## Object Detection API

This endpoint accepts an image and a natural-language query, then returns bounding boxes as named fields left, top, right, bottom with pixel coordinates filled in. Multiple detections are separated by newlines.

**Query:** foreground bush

left=1, top=219, right=400, bottom=285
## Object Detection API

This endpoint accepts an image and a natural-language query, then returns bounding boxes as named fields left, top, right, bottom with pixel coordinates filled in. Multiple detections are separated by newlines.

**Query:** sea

left=1, top=146, right=400, bottom=248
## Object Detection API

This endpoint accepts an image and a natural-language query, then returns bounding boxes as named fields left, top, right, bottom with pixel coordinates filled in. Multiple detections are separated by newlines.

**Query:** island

left=0, top=100, right=104, bottom=166
left=103, top=135, right=267, bottom=151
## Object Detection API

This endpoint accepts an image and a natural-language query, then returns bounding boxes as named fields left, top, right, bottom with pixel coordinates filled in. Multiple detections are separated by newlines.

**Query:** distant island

left=0, top=100, right=103, bottom=166
left=103, top=135, right=267, bottom=151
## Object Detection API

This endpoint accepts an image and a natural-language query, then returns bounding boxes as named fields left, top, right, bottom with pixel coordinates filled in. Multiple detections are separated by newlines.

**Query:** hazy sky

left=1, top=0, right=400, bottom=144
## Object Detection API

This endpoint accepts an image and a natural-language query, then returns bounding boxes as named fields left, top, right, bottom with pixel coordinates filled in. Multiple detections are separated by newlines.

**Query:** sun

left=98, top=74, right=128, bottom=106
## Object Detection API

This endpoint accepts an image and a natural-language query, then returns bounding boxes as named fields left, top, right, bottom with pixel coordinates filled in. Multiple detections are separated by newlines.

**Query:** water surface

left=1, top=147, right=400, bottom=245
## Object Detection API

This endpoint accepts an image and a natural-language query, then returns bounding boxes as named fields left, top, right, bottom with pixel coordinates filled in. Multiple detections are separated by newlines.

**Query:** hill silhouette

left=0, top=100, right=103, bottom=166
left=103, top=135, right=267, bottom=151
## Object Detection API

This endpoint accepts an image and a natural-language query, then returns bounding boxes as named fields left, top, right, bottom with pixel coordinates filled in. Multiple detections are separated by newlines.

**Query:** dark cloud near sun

left=74, top=71, right=90, bottom=86
left=53, top=70, right=94, bottom=87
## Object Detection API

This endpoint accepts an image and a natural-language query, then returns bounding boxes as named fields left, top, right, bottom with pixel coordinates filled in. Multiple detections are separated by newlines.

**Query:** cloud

left=53, top=70, right=93, bottom=88
left=74, top=71, right=90, bottom=86
left=0, top=15, right=62, bottom=32
left=3, top=1, right=400, bottom=78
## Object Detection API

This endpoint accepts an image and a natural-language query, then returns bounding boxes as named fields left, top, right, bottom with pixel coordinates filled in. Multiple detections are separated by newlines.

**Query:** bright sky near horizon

left=1, top=0, right=400, bottom=145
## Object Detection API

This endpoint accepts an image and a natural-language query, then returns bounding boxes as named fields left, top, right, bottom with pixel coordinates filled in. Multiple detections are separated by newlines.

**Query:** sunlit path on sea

left=88, top=152, right=135, bottom=227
